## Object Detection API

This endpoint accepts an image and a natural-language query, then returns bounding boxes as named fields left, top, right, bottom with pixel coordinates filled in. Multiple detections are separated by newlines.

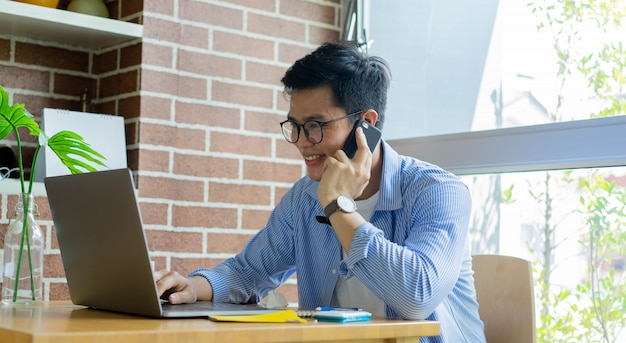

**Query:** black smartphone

left=341, top=119, right=382, bottom=159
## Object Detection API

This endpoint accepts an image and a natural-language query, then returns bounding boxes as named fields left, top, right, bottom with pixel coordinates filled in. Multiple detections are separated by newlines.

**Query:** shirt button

left=332, top=269, right=337, bottom=274
left=349, top=265, right=355, bottom=269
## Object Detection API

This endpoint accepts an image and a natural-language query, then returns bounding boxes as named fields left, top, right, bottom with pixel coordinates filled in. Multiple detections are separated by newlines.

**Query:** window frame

left=388, top=116, right=626, bottom=175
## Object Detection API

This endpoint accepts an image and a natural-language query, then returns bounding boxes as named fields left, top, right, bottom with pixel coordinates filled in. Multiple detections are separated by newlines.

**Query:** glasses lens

left=303, top=121, right=323, bottom=144
left=282, top=121, right=299, bottom=143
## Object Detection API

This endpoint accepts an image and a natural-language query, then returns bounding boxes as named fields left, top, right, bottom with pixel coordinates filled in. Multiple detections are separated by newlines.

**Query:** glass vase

left=2, top=193, right=44, bottom=305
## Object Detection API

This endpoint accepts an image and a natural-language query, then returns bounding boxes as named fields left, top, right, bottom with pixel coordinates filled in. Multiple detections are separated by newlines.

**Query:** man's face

left=286, top=87, right=354, bottom=181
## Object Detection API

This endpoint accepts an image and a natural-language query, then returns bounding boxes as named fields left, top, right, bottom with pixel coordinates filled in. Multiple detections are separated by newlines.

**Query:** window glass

left=369, top=0, right=626, bottom=340
left=368, top=0, right=626, bottom=140
left=462, top=168, right=626, bottom=342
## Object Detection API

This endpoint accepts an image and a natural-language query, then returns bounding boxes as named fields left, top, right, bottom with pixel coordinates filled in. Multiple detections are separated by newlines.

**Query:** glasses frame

left=279, top=110, right=363, bottom=144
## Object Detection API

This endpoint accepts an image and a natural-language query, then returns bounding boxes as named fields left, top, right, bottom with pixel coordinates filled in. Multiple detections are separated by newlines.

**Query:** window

left=365, top=0, right=626, bottom=340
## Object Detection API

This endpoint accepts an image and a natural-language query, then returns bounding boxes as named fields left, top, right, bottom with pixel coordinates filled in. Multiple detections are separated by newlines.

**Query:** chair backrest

left=472, top=254, right=536, bottom=343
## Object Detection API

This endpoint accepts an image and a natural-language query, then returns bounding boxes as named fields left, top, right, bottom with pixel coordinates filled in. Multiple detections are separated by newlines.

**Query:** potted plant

left=0, top=84, right=107, bottom=304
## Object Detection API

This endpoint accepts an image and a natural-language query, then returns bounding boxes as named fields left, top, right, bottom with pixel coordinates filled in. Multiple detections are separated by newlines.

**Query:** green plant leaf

left=46, top=130, right=108, bottom=173
left=0, top=86, right=41, bottom=140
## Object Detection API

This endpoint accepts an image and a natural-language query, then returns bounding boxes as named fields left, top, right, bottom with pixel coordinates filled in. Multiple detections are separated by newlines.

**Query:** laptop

left=44, top=168, right=277, bottom=318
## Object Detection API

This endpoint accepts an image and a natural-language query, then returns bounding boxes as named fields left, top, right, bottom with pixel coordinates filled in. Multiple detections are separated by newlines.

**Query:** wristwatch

left=324, top=194, right=357, bottom=219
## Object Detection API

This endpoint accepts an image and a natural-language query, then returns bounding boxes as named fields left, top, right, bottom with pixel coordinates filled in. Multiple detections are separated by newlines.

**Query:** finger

left=155, top=271, right=183, bottom=297
left=352, top=127, right=371, bottom=162
left=167, top=288, right=197, bottom=304
left=153, top=269, right=167, bottom=282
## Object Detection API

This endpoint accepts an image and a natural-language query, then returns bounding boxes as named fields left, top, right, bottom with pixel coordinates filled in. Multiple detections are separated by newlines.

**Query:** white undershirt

left=330, top=192, right=386, bottom=317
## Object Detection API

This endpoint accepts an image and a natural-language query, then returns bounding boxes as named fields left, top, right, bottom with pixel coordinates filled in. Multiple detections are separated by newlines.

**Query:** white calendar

left=34, top=108, right=127, bottom=182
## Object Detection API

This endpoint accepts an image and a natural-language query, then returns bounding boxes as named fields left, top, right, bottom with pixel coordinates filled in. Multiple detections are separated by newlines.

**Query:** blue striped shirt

left=190, top=141, right=486, bottom=342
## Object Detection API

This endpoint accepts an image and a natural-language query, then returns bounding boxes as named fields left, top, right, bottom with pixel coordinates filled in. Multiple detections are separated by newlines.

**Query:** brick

left=118, top=95, right=141, bottom=119
left=209, top=182, right=271, bottom=205
left=243, top=160, right=302, bottom=183
left=139, top=122, right=206, bottom=151
left=280, top=1, right=337, bottom=26
left=171, top=257, right=223, bottom=275
left=142, top=69, right=207, bottom=99
left=49, top=282, right=70, bottom=301
left=0, top=223, right=7, bottom=249
left=35, top=196, right=51, bottom=221
left=278, top=43, right=314, bottom=65
left=177, top=50, right=242, bottom=80
left=142, top=0, right=171, bottom=16
left=99, top=70, right=139, bottom=98
left=244, top=110, right=284, bottom=134
left=137, top=176, right=205, bottom=202
left=276, top=139, right=302, bottom=160
left=127, top=148, right=139, bottom=170
left=246, top=61, right=286, bottom=86
left=212, top=81, right=273, bottom=109
left=206, top=232, right=255, bottom=254
left=138, top=149, right=170, bottom=172
left=143, top=17, right=180, bottom=44
left=0, top=67, right=50, bottom=93
left=213, top=31, right=274, bottom=60
left=97, top=100, right=114, bottom=115
left=120, top=43, right=142, bottom=69
left=173, top=153, right=239, bottom=179
left=139, top=202, right=169, bottom=225
left=142, top=43, right=173, bottom=68
left=53, top=74, right=94, bottom=97
left=93, top=49, right=118, bottom=74
left=218, top=0, right=275, bottom=12
left=139, top=95, right=172, bottom=120
left=0, top=39, right=10, bottom=61
left=51, top=226, right=59, bottom=249
left=248, top=13, right=306, bottom=41
left=175, top=102, right=240, bottom=129
left=275, top=186, right=293, bottom=204
left=179, top=2, right=243, bottom=30
left=211, top=131, right=271, bottom=157
left=146, top=230, right=203, bottom=253
left=276, top=91, right=290, bottom=112
left=180, top=25, right=209, bottom=49
left=309, top=25, right=340, bottom=45
left=44, top=254, right=65, bottom=278
left=125, top=122, right=138, bottom=146
left=15, top=42, right=89, bottom=72
left=242, top=209, right=272, bottom=230
left=151, top=256, right=167, bottom=271
left=13, top=94, right=76, bottom=115
left=172, top=205, right=238, bottom=228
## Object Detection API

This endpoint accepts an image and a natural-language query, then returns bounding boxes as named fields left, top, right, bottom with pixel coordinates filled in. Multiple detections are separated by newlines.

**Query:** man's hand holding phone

left=318, top=120, right=381, bottom=206
left=341, top=119, right=382, bottom=159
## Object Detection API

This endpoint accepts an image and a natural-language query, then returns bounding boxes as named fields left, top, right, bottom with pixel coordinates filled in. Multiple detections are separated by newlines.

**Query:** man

left=156, top=42, right=486, bottom=342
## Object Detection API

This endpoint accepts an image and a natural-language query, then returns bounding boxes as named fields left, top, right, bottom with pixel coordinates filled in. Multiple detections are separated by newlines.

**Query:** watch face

left=337, top=195, right=357, bottom=212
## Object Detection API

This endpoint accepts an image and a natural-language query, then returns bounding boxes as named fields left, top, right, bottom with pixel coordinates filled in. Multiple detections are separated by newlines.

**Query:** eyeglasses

left=279, top=111, right=362, bottom=144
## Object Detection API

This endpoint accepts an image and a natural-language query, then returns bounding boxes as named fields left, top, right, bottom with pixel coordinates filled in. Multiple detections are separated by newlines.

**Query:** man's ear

left=361, top=109, right=379, bottom=127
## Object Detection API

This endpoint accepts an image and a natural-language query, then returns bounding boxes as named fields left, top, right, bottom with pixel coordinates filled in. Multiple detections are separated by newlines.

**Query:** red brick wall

left=1, top=0, right=342, bottom=304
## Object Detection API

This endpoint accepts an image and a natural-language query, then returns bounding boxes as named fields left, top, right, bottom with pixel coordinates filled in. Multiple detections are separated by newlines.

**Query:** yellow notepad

left=208, top=310, right=306, bottom=323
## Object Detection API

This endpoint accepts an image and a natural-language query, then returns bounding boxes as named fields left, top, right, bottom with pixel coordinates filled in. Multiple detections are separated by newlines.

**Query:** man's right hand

left=154, top=270, right=213, bottom=304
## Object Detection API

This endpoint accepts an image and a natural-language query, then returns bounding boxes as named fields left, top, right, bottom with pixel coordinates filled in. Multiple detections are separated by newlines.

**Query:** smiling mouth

left=304, top=154, right=322, bottom=161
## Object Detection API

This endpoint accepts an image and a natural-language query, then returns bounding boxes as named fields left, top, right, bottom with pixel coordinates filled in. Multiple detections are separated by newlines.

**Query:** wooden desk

left=0, top=301, right=440, bottom=343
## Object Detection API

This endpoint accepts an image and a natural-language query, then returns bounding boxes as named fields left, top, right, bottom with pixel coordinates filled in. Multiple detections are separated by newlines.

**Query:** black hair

left=280, top=42, right=391, bottom=130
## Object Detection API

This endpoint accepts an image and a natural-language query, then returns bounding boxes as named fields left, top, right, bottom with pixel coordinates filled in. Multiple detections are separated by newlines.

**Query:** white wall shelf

left=0, top=1, right=142, bottom=49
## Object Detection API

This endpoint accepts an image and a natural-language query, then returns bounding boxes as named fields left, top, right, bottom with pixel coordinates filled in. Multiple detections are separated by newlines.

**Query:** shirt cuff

left=188, top=268, right=229, bottom=303
left=338, top=222, right=379, bottom=277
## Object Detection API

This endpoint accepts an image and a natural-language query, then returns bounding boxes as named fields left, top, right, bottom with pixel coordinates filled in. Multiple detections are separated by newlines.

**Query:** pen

left=315, top=307, right=362, bottom=311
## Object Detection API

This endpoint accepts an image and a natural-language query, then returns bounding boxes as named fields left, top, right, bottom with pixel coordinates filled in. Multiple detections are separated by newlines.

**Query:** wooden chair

left=472, top=254, right=536, bottom=343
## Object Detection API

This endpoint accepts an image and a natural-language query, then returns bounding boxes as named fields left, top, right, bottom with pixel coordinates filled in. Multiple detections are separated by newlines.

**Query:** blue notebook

left=313, top=310, right=372, bottom=322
